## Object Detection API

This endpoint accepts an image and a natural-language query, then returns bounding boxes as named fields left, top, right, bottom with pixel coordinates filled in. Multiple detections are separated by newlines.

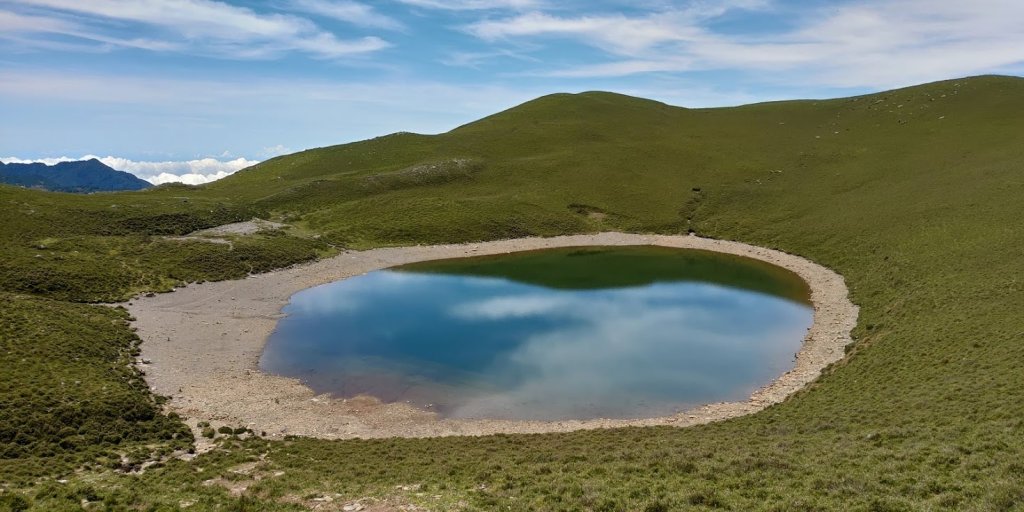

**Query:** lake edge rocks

left=126, top=232, right=858, bottom=439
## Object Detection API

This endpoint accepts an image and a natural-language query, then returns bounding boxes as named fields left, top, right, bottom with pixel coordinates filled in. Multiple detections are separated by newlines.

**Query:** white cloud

left=464, top=2, right=769, bottom=57
left=274, top=271, right=812, bottom=420
left=288, top=270, right=428, bottom=315
left=0, top=69, right=560, bottom=132
left=148, top=170, right=235, bottom=186
left=0, top=155, right=259, bottom=185
left=0, top=9, right=73, bottom=32
left=396, top=0, right=540, bottom=10
left=0, top=9, right=181, bottom=51
left=467, top=11, right=702, bottom=57
left=440, top=48, right=540, bottom=68
left=461, top=0, right=1024, bottom=88
left=539, top=59, right=692, bottom=78
left=4, top=0, right=390, bottom=58
left=103, top=156, right=260, bottom=184
left=443, top=284, right=812, bottom=419
left=290, top=0, right=404, bottom=30
left=452, top=294, right=568, bottom=320
left=259, top=145, right=294, bottom=158
left=0, top=68, right=530, bottom=108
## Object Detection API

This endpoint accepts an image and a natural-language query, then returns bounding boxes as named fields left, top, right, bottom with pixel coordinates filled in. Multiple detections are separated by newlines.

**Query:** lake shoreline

left=126, top=232, right=858, bottom=439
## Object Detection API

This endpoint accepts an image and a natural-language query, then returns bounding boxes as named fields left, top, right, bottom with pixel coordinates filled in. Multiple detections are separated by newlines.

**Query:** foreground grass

left=2, top=75, right=1024, bottom=510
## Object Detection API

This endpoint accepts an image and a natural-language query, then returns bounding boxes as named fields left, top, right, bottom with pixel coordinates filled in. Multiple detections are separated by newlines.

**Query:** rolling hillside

left=1, top=75, right=1023, bottom=510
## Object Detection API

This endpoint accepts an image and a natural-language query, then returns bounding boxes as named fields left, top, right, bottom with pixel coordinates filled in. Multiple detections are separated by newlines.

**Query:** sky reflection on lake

left=261, top=251, right=813, bottom=420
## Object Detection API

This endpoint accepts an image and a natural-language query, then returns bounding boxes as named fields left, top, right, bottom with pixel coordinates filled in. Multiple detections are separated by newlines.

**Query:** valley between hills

left=2, top=75, right=1023, bottom=510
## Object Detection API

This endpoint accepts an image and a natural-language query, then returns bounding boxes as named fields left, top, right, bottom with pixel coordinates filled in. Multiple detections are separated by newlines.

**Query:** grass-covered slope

left=1, top=75, right=1023, bottom=510
left=397, top=246, right=811, bottom=301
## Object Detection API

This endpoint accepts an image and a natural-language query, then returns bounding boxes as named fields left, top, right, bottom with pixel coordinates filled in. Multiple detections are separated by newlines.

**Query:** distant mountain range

left=0, top=158, right=151, bottom=193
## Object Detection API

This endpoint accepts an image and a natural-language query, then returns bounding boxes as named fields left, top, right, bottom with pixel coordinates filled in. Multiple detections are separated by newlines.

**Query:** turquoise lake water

left=259, top=246, right=813, bottom=421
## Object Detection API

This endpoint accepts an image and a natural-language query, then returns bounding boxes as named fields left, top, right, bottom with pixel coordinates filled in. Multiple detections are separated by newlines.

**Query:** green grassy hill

left=1, top=75, right=1023, bottom=510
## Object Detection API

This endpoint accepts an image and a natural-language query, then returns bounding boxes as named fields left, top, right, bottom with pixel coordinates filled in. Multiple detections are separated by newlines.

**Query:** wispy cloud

left=443, top=284, right=811, bottom=419
left=440, top=48, right=540, bottom=68
left=0, top=155, right=259, bottom=185
left=3, top=0, right=390, bottom=58
left=0, top=68, right=576, bottom=166
left=259, top=145, right=294, bottom=158
left=537, top=59, right=690, bottom=78
left=0, top=9, right=181, bottom=52
left=3, top=0, right=1022, bottom=162
left=461, top=0, right=1024, bottom=88
left=396, top=0, right=541, bottom=10
left=464, top=1, right=770, bottom=56
left=0, top=68, right=552, bottom=117
left=466, top=11, right=703, bottom=57
left=290, top=0, right=405, bottom=31
left=103, top=156, right=260, bottom=185
left=0, top=9, right=73, bottom=33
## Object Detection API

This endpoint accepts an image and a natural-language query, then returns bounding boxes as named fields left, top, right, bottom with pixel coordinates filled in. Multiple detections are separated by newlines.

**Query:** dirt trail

left=126, top=232, right=858, bottom=439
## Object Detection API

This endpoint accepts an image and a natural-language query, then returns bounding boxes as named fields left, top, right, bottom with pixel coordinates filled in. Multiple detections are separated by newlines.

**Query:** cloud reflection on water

left=263, top=270, right=813, bottom=420
left=446, top=283, right=810, bottom=419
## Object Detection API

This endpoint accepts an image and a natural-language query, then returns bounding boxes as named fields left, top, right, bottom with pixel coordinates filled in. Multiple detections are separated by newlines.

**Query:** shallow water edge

left=126, top=233, right=858, bottom=440
left=261, top=246, right=814, bottom=421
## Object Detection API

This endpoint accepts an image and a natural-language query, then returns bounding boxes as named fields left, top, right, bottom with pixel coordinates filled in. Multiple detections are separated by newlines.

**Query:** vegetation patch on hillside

left=1, top=75, right=1023, bottom=510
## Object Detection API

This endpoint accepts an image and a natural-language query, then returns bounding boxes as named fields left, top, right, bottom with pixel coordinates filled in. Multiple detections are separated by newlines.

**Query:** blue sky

left=1, top=0, right=1022, bottom=183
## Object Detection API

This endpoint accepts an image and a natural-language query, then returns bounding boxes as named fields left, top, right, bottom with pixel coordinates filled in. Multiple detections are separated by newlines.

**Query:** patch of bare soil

left=193, top=218, right=287, bottom=236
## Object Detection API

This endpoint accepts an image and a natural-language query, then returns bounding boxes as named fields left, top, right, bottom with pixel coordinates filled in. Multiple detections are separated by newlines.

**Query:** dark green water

left=260, top=246, right=813, bottom=420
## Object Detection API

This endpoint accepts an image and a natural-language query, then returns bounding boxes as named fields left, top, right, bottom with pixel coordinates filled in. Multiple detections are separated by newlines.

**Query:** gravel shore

left=127, top=232, right=858, bottom=439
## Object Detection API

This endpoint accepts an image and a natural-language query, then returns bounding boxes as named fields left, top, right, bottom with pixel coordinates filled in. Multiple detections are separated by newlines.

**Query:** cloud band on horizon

left=0, top=0, right=1022, bottom=162
left=0, top=155, right=260, bottom=185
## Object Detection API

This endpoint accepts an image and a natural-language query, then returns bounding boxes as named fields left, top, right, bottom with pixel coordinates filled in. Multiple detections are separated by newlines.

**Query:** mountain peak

left=0, top=159, right=151, bottom=193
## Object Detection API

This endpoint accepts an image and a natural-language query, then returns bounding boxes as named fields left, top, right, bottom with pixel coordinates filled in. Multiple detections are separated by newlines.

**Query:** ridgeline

left=1, top=75, right=1022, bottom=510
left=0, top=159, right=151, bottom=193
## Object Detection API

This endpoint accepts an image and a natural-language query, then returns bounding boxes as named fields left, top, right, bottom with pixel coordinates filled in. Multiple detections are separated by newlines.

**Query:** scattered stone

left=126, top=233, right=857, bottom=439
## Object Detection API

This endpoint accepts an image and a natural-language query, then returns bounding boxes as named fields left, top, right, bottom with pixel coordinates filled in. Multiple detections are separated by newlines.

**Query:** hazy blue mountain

left=0, top=159, right=151, bottom=193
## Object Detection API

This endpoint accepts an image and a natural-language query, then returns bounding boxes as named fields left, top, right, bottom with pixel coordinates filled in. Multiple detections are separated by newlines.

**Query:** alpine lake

left=260, top=246, right=813, bottom=421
